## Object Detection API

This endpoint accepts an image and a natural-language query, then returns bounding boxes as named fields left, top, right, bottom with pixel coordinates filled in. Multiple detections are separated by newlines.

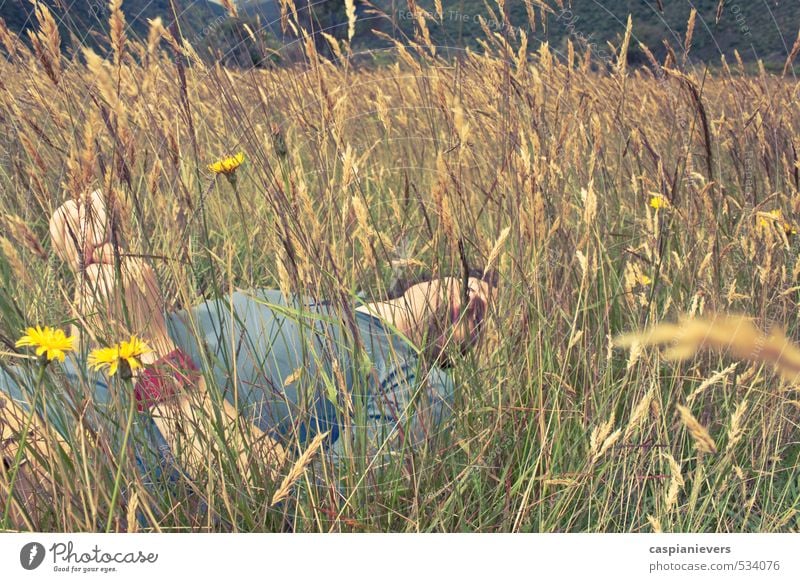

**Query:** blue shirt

left=1, top=289, right=455, bottom=468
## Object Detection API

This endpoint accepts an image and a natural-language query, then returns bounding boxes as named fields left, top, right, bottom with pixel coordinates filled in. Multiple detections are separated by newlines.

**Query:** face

left=402, top=276, right=496, bottom=358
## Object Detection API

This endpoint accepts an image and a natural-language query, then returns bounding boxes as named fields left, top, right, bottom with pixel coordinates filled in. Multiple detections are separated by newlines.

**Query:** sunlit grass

left=0, top=2, right=799, bottom=532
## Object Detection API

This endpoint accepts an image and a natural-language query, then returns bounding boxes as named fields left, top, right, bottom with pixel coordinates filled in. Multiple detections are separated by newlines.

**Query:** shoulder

left=373, top=351, right=454, bottom=401
left=170, top=289, right=289, bottom=326
left=166, top=288, right=341, bottom=348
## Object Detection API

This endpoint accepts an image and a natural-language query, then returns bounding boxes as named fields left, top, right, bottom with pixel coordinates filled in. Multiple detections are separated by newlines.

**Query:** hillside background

left=0, top=0, right=223, bottom=47
left=366, top=0, right=799, bottom=66
left=0, top=1, right=798, bottom=67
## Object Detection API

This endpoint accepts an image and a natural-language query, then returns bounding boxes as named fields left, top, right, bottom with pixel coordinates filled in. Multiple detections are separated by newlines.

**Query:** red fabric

left=133, top=349, right=199, bottom=412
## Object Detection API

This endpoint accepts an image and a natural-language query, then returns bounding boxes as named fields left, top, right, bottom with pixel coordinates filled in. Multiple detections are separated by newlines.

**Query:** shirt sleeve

left=336, top=357, right=455, bottom=463
left=0, top=361, right=80, bottom=441
left=167, top=290, right=344, bottom=442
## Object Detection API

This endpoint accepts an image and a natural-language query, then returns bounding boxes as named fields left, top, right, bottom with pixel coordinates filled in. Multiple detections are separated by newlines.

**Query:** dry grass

left=0, top=2, right=799, bottom=532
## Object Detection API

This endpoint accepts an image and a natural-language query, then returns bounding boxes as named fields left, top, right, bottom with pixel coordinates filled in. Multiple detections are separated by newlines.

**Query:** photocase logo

left=20, top=542, right=46, bottom=570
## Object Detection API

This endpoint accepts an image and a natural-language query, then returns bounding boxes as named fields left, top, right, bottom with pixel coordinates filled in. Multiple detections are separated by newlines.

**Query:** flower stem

left=230, top=178, right=254, bottom=283
left=105, top=377, right=136, bottom=532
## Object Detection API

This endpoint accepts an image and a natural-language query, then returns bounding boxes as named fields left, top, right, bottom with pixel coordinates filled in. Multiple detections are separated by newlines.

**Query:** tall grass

left=0, top=1, right=799, bottom=532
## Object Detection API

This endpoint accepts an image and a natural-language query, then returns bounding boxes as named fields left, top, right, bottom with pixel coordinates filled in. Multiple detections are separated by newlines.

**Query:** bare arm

left=48, top=191, right=287, bottom=483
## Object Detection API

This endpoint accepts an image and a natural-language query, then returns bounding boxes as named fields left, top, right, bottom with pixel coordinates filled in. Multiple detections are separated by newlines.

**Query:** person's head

left=395, top=268, right=498, bottom=365
left=49, top=189, right=116, bottom=271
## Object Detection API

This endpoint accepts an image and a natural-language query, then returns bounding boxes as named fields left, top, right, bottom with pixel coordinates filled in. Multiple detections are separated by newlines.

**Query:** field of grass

left=1, top=2, right=799, bottom=532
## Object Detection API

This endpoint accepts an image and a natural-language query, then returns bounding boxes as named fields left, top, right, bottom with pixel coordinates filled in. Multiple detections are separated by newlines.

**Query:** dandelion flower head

left=15, top=326, right=76, bottom=362
left=208, top=152, right=245, bottom=175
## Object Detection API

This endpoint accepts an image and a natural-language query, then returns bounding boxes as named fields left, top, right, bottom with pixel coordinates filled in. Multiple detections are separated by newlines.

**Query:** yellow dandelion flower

left=759, top=209, right=782, bottom=228
left=649, top=195, right=669, bottom=210
left=640, top=274, right=653, bottom=286
left=118, top=335, right=150, bottom=373
left=88, top=335, right=151, bottom=378
left=757, top=210, right=796, bottom=236
left=15, top=325, right=76, bottom=362
left=88, top=346, right=121, bottom=376
left=208, top=152, right=245, bottom=175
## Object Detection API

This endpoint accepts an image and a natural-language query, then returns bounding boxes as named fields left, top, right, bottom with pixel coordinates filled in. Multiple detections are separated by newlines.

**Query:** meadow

left=0, top=2, right=799, bottom=532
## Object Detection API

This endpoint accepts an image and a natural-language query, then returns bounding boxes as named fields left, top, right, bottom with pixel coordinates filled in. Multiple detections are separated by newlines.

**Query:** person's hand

left=49, top=189, right=114, bottom=272
left=49, top=190, right=172, bottom=361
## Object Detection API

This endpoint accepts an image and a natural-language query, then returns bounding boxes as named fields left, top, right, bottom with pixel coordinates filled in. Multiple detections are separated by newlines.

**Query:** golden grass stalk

left=484, top=226, right=511, bottom=276
left=567, top=329, right=584, bottom=351
left=109, top=0, right=127, bottom=65
left=452, top=97, right=470, bottom=148
left=321, top=32, right=344, bottom=62
left=589, top=414, right=620, bottom=462
left=434, top=0, right=444, bottom=20
left=734, top=465, right=748, bottom=501
left=270, top=431, right=329, bottom=506
left=543, top=478, right=577, bottom=487
left=686, top=363, right=738, bottom=405
left=615, top=15, right=633, bottom=76
left=614, top=313, right=800, bottom=384
left=589, top=414, right=614, bottom=457
left=581, top=180, right=597, bottom=225
left=345, top=0, right=356, bottom=42
left=27, top=1, right=61, bottom=85
left=715, top=0, right=726, bottom=24
left=126, top=490, right=139, bottom=533
left=0, top=17, right=20, bottom=57
left=576, top=250, right=588, bottom=281
left=624, top=387, right=654, bottom=441
left=220, top=0, right=238, bottom=18
left=725, top=399, right=748, bottom=454
left=783, top=28, right=800, bottom=77
left=625, top=339, right=643, bottom=371
left=684, top=8, right=697, bottom=56
left=647, top=514, right=663, bottom=533
left=2, top=214, right=46, bottom=259
left=663, top=452, right=685, bottom=511
left=594, top=429, right=621, bottom=462
left=413, top=6, right=435, bottom=57
left=146, top=17, right=164, bottom=57
left=0, top=237, right=31, bottom=287
left=676, top=404, right=717, bottom=454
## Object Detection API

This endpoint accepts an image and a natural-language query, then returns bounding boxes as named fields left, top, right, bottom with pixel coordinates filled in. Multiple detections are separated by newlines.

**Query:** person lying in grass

left=0, top=190, right=496, bottom=527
